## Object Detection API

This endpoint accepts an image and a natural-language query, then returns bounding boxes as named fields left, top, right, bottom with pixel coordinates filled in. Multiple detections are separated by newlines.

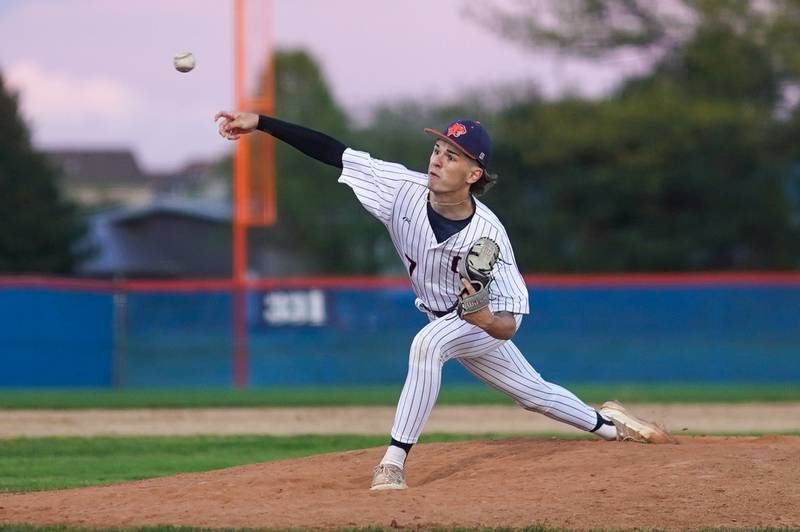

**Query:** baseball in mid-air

left=173, top=52, right=195, bottom=73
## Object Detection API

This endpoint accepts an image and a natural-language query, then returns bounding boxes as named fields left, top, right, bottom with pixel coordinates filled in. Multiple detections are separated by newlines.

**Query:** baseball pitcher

left=214, top=111, right=672, bottom=490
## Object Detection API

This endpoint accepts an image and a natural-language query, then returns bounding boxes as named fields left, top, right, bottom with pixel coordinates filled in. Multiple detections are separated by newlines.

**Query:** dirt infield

left=2, top=403, right=800, bottom=437
left=1, top=436, right=799, bottom=530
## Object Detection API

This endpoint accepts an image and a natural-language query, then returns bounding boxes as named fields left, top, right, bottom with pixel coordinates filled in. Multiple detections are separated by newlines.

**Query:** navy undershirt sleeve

left=256, top=115, right=346, bottom=169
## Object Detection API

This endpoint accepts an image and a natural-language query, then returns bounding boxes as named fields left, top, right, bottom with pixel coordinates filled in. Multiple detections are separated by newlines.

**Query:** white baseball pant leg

left=390, top=313, right=598, bottom=444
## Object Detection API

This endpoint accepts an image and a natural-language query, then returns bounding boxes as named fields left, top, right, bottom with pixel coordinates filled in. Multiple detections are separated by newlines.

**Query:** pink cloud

left=7, top=61, right=144, bottom=124
left=0, top=0, right=643, bottom=171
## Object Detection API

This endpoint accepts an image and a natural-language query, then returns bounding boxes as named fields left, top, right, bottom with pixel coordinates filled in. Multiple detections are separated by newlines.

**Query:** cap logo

left=447, top=123, right=467, bottom=137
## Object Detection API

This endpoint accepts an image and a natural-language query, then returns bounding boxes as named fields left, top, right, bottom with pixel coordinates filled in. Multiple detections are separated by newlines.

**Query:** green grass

left=0, top=383, right=798, bottom=409
left=2, top=431, right=798, bottom=494
left=1, top=432, right=798, bottom=532
left=2, top=433, right=572, bottom=493
left=0, top=434, right=388, bottom=492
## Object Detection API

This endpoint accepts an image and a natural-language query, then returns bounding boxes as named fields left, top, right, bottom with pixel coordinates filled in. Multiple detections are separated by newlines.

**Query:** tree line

left=259, top=1, right=800, bottom=273
left=3, top=0, right=800, bottom=274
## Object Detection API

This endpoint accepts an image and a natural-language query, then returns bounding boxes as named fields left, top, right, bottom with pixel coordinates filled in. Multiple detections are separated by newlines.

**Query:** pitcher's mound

left=1, top=436, right=799, bottom=530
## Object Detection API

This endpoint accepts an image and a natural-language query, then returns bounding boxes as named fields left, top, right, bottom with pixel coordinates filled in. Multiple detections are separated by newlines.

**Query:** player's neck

left=428, top=192, right=474, bottom=220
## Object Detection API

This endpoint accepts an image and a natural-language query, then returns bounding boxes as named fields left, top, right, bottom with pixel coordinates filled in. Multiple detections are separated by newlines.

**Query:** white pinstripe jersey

left=338, top=148, right=530, bottom=316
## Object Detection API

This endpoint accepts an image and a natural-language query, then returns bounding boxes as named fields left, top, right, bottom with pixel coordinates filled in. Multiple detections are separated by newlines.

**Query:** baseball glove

left=457, top=237, right=500, bottom=317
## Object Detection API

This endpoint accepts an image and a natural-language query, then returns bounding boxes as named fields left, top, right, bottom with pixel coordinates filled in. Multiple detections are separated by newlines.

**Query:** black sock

left=390, top=437, right=414, bottom=454
left=590, top=410, right=614, bottom=432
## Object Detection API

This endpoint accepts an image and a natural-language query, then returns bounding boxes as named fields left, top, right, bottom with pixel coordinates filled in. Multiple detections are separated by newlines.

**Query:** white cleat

left=599, top=400, right=674, bottom=444
left=370, top=463, right=408, bottom=490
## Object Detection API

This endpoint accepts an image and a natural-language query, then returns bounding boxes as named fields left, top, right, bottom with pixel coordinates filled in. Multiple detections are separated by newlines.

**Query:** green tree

left=481, top=0, right=800, bottom=112
left=0, top=73, right=85, bottom=273
left=222, top=50, right=394, bottom=273
left=477, top=0, right=683, bottom=57
left=473, top=0, right=800, bottom=271
left=493, top=91, right=798, bottom=271
left=243, top=50, right=528, bottom=274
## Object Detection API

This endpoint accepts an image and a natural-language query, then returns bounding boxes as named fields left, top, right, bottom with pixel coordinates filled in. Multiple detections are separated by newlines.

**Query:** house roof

left=46, top=149, right=149, bottom=185
left=104, top=198, right=231, bottom=224
left=77, top=199, right=232, bottom=277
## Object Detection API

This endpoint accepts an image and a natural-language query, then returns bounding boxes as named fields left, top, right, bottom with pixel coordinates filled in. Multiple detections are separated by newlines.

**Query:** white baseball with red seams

left=338, top=148, right=603, bottom=445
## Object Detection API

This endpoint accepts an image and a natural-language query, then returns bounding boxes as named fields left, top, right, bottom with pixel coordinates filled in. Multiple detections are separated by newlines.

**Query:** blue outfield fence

left=0, top=287, right=114, bottom=387
left=1, top=275, right=799, bottom=387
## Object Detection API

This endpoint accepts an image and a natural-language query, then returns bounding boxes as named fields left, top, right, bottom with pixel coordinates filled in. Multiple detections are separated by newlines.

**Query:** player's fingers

left=218, top=127, right=237, bottom=141
left=461, top=278, right=476, bottom=294
left=214, top=110, right=235, bottom=122
left=216, top=113, right=237, bottom=127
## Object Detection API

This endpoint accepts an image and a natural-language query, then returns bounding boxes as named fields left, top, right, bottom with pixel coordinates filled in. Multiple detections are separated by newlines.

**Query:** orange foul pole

left=232, top=0, right=276, bottom=388
left=232, top=0, right=248, bottom=388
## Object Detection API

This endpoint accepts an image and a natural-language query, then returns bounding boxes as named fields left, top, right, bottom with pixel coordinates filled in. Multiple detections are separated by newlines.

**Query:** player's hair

left=470, top=169, right=498, bottom=196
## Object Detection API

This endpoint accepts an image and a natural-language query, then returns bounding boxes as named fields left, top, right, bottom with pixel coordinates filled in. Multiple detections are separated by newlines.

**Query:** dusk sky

left=0, top=0, right=644, bottom=172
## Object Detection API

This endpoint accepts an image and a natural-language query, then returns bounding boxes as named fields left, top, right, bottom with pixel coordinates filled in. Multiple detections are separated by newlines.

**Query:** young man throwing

left=214, top=111, right=672, bottom=490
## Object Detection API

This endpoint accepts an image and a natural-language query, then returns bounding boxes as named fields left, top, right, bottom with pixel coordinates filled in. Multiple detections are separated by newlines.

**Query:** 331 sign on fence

left=260, top=290, right=327, bottom=326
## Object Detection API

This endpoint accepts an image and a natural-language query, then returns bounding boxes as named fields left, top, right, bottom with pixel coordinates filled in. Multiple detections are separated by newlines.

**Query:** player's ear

left=466, top=164, right=484, bottom=185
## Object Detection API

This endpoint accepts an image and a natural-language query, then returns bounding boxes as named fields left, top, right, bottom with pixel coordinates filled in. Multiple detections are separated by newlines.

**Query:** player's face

left=427, top=140, right=482, bottom=194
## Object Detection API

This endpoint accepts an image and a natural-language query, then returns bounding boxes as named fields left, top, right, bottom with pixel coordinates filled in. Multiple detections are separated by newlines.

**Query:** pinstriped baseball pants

left=391, top=313, right=598, bottom=444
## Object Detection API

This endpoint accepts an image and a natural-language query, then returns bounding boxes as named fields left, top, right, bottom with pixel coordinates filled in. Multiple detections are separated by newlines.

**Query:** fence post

left=112, top=278, right=128, bottom=388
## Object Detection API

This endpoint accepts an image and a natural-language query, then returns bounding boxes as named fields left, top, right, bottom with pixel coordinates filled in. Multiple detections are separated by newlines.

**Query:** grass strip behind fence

left=1, top=383, right=799, bottom=409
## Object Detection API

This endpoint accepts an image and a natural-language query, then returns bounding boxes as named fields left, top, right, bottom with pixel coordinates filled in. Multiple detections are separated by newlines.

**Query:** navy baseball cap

left=424, top=119, right=492, bottom=168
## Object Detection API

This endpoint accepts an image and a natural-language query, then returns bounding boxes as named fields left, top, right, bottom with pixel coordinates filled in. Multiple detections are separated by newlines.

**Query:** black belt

left=421, top=303, right=453, bottom=318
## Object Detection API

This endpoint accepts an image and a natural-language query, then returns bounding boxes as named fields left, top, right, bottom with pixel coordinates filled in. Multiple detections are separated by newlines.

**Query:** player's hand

left=214, top=111, right=259, bottom=140
left=458, top=278, right=494, bottom=328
